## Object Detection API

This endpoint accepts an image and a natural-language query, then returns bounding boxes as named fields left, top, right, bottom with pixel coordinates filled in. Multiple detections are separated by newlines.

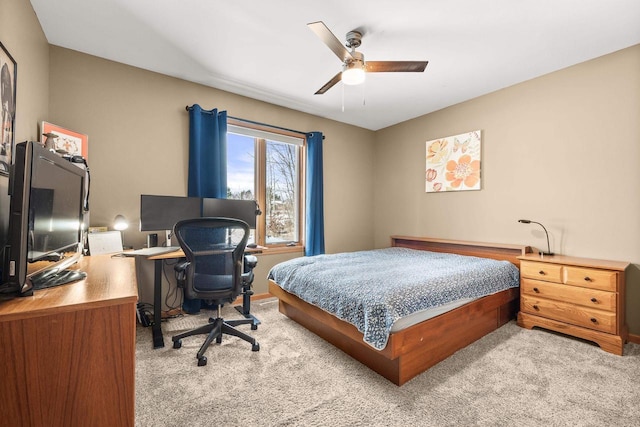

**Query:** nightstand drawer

left=521, top=278, right=616, bottom=312
left=564, top=266, right=617, bottom=291
left=520, top=261, right=563, bottom=282
left=521, top=295, right=616, bottom=334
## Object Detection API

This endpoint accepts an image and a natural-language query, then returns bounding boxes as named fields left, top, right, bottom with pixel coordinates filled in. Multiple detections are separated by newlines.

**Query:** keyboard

left=123, top=246, right=181, bottom=257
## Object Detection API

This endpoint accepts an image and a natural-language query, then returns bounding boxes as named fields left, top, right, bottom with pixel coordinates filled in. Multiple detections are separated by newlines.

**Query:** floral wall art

left=425, top=130, right=481, bottom=193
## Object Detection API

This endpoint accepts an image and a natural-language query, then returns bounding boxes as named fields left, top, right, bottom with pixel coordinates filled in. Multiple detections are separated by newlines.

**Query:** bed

left=268, top=236, right=532, bottom=385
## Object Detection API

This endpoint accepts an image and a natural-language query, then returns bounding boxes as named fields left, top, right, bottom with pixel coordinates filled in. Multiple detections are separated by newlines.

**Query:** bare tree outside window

left=265, top=141, right=298, bottom=243
left=226, top=129, right=302, bottom=247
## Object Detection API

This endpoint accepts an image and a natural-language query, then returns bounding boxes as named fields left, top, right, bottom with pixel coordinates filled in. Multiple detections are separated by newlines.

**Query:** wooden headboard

left=391, top=235, right=532, bottom=267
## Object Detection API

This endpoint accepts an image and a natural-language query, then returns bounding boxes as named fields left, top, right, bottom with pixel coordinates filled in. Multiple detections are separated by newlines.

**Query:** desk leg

left=152, top=259, right=165, bottom=348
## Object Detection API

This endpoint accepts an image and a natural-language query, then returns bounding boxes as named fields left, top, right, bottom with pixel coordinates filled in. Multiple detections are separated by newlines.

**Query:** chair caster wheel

left=216, top=336, right=222, bottom=344
left=251, top=324, right=258, bottom=330
left=252, top=342, right=260, bottom=352
left=197, top=356, right=207, bottom=366
left=173, top=340, right=182, bottom=349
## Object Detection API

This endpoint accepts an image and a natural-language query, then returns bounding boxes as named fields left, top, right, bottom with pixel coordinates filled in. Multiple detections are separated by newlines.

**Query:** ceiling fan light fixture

left=342, top=67, right=365, bottom=85
left=308, top=21, right=428, bottom=95
left=342, top=60, right=366, bottom=85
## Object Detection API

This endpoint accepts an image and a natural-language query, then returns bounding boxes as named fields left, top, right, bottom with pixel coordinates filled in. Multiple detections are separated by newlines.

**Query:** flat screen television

left=3, top=141, right=87, bottom=296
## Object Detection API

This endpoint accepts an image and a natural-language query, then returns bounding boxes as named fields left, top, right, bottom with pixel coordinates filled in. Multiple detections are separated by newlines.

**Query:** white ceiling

left=30, top=0, right=640, bottom=131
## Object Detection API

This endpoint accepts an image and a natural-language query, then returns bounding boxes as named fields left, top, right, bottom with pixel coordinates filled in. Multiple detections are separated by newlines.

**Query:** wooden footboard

left=270, top=236, right=531, bottom=386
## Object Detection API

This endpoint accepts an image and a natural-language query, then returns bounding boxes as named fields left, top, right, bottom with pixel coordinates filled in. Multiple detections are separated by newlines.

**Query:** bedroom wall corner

left=372, top=44, right=640, bottom=334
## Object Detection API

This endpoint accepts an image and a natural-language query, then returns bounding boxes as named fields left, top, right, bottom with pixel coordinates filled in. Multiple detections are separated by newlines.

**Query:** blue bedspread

left=268, top=247, right=520, bottom=350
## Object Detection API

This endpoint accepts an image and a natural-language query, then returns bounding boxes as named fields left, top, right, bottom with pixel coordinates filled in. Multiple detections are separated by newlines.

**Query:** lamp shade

left=113, top=214, right=129, bottom=231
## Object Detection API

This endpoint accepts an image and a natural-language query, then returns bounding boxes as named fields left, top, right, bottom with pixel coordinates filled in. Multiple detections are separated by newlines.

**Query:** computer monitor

left=140, top=194, right=202, bottom=231
left=139, top=195, right=258, bottom=246
left=202, top=198, right=258, bottom=228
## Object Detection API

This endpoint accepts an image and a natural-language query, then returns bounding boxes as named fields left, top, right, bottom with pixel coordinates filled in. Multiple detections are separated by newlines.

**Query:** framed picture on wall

left=425, top=130, right=482, bottom=193
left=0, top=41, right=17, bottom=175
left=40, top=121, right=89, bottom=159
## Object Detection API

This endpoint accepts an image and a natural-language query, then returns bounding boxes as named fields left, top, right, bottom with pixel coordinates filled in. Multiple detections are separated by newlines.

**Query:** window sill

left=258, top=245, right=305, bottom=256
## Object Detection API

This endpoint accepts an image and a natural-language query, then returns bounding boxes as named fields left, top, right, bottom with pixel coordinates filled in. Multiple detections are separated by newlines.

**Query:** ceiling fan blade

left=308, top=21, right=353, bottom=62
left=366, top=61, right=428, bottom=73
left=315, top=72, right=342, bottom=95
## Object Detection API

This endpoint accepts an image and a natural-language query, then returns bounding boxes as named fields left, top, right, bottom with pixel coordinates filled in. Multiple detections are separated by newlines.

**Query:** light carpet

left=135, top=299, right=640, bottom=426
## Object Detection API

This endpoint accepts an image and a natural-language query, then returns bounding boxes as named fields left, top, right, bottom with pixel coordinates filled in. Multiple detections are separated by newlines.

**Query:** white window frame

left=227, top=119, right=305, bottom=253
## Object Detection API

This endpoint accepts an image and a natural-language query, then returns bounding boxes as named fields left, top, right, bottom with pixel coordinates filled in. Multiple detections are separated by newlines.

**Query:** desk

left=0, top=255, right=138, bottom=427
left=146, top=247, right=263, bottom=349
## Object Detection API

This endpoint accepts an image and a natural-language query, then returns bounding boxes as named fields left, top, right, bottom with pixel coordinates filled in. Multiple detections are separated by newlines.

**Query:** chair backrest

left=173, top=217, right=249, bottom=304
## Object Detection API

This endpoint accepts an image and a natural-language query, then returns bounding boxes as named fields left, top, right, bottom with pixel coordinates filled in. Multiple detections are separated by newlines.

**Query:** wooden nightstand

left=517, top=253, right=629, bottom=355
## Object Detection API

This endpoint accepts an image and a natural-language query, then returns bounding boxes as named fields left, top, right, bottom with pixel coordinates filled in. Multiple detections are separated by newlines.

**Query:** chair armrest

left=174, top=260, right=190, bottom=287
left=244, top=254, right=258, bottom=269
left=174, top=260, right=190, bottom=273
left=241, top=270, right=254, bottom=287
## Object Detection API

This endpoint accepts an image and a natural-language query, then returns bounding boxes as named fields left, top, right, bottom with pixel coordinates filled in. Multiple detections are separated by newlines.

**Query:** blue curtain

left=184, top=105, right=227, bottom=313
left=187, top=105, right=227, bottom=198
left=305, top=132, right=325, bottom=256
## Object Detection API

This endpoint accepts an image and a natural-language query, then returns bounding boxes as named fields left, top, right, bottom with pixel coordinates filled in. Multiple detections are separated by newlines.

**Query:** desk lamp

left=518, top=219, right=553, bottom=256
left=114, top=215, right=129, bottom=249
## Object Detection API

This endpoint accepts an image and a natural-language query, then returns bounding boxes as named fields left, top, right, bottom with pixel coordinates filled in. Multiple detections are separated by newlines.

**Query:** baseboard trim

left=161, top=293, right=275, bottom=319
left=232, top=292, right=273, bottom=304
left=247, top=292, right=274, bottom=301
left=628, top=333, right=640, bottom=345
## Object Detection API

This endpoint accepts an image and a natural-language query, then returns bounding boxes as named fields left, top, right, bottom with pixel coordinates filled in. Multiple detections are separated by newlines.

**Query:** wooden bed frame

left=268, top=236, right=532, bottom=386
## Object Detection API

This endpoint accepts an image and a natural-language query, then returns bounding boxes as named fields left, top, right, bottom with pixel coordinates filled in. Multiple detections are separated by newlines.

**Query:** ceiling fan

left=308, top=21, right=428, bottom=95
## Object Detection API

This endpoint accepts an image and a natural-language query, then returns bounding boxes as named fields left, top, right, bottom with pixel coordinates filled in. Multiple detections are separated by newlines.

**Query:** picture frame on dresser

left=0, top=41, right=17, bottom=175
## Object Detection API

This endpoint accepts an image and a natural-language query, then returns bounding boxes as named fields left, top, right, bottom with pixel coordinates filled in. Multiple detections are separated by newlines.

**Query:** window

left=226, top=119, right=304, bottom=251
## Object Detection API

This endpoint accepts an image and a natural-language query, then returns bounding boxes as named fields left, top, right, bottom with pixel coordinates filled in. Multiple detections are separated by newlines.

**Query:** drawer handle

left=533, top=287, right=540, bottom=293
left=590, top=318, right=598, bottom=323
left=538, top=270, right=546, bottom=275
left=532, top=304, right=540, bottom=311
left=584, top=276, right=592, bottom=282
left=590, top=297, right=597, bottom=303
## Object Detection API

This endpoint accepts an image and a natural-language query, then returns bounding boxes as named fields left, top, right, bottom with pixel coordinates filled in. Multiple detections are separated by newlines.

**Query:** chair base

left=172, top=314, right=259, bottom=366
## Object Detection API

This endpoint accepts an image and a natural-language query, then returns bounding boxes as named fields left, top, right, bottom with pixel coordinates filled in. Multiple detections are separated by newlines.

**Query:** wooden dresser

left=0, top=255, right=138, bottom=427
left=517, top=253, right=628, bottom=355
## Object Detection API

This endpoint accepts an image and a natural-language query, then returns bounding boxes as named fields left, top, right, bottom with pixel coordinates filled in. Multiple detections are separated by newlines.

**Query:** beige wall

left=374, top=45, right=640, bottom=333
left=47, top=46, right=376, bottom=296
left=0, top=0, right=50, bottom=143
left=0, top=0, right=50, bottom=240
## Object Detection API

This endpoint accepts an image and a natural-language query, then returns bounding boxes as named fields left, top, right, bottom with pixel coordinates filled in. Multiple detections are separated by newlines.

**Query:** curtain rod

left=185, top=105, right=314, bottom=138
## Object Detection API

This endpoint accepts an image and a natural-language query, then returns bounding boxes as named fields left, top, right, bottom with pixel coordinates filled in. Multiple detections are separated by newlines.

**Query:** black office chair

left=171, top=217, right=259, bottom=366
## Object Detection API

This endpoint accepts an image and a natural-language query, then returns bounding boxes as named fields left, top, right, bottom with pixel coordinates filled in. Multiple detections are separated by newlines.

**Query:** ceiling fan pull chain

left=363, top=82, right=366, bottom=106
left=342, top=83, right=345, bottom=112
